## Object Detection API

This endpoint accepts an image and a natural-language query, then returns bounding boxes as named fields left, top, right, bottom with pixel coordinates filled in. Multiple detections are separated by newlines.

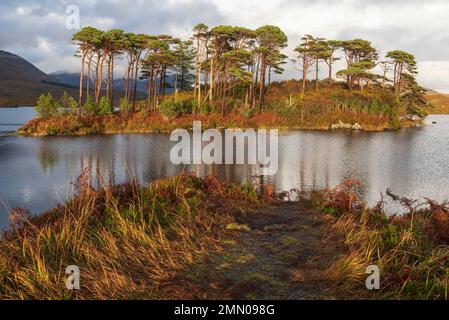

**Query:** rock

left=400, top=114, right=422, bottom=121
left=330, top=120, right=362, bottom=130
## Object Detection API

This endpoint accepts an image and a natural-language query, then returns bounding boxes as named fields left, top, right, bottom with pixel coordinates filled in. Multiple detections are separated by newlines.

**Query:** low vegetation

left=305, top=180, right=449, bottom=299
left=425, top=91, right=449, bottom=114
left=0, top=173, right=266, bottom=299
left=1, top=173, right=447, bottom=300
left=21, top=81, right=424, bottom=136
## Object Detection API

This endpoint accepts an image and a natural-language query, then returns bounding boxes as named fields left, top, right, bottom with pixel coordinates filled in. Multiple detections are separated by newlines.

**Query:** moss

left=226, top=223, right=251, bottom=232
left=279, top=235, right=301, bottom=246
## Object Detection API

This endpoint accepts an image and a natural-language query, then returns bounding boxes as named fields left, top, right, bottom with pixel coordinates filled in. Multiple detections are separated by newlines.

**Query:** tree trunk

left=194, top=38, right=199, bottom=100
left=94, top=55, right=100, bottom=104
left=86, top=56, right=92, bottom=102
left=300, top=56, right=307, bottom=100
left=254, top=56, right=260, bottom=107
left=106, top=56, right=111, bottom=101
left=132, top=57, right=139, bottom=112
left=221, top=67, right=228, bottom=117
left=153, top=66, right=159, bottom=111
left=163, top=68, right=167, bottom=96
left=78, top=53, right=86, bottom=115
left=95, top=54, right=105, bottom=107
left=147, top=67, right=153, bottom=111
left=258, top=55, right=266, bottom=114
left=209, top=54, right=214, bottom=102
left=197, top=62, right=202, bottom=112
left=110, top=55, right=114, bottom=111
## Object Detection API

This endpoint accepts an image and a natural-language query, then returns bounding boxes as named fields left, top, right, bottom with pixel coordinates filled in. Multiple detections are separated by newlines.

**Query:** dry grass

left=425, top=92, right=449, bottom=114
left=18, top=80, right=420, bottom=137
left=305, top=181, right=449, bottom=300
left=0, top=173, right=261, bottom=299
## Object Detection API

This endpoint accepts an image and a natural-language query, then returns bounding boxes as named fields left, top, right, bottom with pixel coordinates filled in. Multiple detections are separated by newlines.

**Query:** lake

left=0, top=107, right=36, bottom=133
left=1, top=107, right=449, bottom=228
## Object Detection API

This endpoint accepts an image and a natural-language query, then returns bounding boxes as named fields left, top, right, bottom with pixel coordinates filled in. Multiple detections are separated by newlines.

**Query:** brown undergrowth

left=305, top=180, right=449, bottom=300
left=0, top=173, right=276, bottom=299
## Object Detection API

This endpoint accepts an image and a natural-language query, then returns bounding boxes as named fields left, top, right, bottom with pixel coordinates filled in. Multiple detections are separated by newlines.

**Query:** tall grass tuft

left=0, top=173, right=259, bottom=299
left=305, top=181, right=449, bottom=300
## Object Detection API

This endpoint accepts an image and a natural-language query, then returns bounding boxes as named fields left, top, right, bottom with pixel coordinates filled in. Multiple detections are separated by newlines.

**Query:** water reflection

left=1, top=115, right=449, bottom=228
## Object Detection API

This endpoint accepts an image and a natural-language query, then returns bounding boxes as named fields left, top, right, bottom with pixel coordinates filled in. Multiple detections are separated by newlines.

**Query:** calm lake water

left=0, top=107, right=36, bottom=133
left=1, top=107, right=449, bottom=228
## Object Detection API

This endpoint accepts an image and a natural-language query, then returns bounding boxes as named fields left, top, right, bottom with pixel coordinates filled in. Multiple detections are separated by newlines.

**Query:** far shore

left=16, top=111, right=424, bottom=137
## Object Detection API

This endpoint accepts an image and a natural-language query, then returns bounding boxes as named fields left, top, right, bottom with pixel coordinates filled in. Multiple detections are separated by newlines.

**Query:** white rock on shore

left=330, top=120, right=363, bottom=131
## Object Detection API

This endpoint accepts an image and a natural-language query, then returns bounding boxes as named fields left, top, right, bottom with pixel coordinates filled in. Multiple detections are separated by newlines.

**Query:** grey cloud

left=0, top=0, right=448, bottom=90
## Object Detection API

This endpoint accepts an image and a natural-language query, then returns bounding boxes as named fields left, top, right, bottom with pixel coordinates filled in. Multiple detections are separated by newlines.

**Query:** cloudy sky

left=1, top=0, right=449, bottom=92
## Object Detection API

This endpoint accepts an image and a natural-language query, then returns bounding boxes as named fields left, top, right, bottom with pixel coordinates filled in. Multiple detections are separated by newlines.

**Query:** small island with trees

left=18, top=23, right=429, bottom=136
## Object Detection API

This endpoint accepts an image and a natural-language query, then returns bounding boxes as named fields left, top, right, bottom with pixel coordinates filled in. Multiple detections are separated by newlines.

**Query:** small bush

left=119, top=97, right=132, bottom=113
left=83, top=96, right=95, bottom=114
left=159, top=99, right=193, bottom=118
left=59, top=91, right=78, bottom=114
left=199, top=102, right=217, bottom=115
left=98, top=96, right=112, bottom=115
left=35, top=93, right=59, bottom=118
left=242, top=107, right=256, bottom=118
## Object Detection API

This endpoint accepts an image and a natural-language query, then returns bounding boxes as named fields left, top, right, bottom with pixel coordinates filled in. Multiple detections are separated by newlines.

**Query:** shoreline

left=0, top=174, right=447, bottom=299
left=16, top=112, right=423, bottom=137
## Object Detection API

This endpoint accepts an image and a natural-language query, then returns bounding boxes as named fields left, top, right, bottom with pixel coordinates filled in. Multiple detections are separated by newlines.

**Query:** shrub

left=35, top=93, right=59, bottom=118
left=98, top=96, right=112, bottom=115
left=119, top=97, right=132, bottom=113
left=271, top=96, right=301, bottom=118
left=199, top=102, right=216, bottom=115
left=159, top=99, right=193, bottom=118
left=242, top=107, right=256, bottom=118
left=83, top=96, right=95, bottom=114
left=59, top=91, right=78, bottom=114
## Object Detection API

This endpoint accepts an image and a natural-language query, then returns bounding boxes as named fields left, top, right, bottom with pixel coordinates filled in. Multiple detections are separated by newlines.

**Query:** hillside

left=0, top=50, right=144, bottom=107
left=425, top=91, right=449, bottom=114
left=0, top=50, right=79, bottom=107
left=0, top=50, right=55, bottom=83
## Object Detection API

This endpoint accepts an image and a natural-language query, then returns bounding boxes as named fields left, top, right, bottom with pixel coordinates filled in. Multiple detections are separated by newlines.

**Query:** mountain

left=0, top=50, right=79, bottom=107
left=425, top=91, right=449, bottom=114
left=50, top=72, right=176, bottom=95
left=0, top=50, right=55, bottom=83
left=50, top=71, right=150, bottom=94
left=0, top=51, right=149, bottom=107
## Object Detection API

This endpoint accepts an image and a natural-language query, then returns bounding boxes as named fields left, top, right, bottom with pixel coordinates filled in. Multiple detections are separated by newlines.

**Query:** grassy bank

left=1, top=174, right=448, bottom=299
left=0, top=173, right=271, bottom=299
left=18, top=82, right=426, bottom=136
left=305, top=180, right=449, bottom=299
left=17, top=111, right=405, bottom=137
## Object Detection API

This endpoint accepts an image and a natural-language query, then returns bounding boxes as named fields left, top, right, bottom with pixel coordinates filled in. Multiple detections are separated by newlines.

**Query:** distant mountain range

left=50, top=72, right=175, bottom=95
left=0, top=50, right=149, bottom=107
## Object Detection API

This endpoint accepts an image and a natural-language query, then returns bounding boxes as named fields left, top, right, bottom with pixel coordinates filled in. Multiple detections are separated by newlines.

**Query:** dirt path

left=159, top=202, right=348, bottom=300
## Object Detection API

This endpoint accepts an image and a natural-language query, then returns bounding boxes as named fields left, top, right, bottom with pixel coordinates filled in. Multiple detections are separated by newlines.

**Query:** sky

left=1, top=0, right=449, bottom=92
